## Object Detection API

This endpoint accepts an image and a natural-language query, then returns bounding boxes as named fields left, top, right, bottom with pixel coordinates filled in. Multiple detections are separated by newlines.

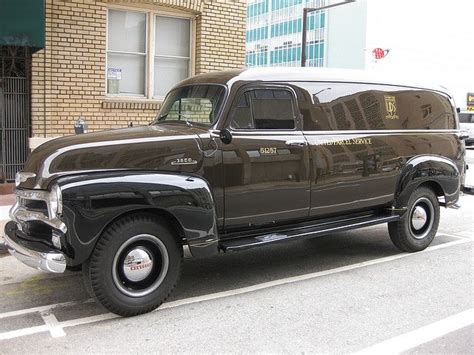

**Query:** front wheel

left=83, top=214, right=182, bottom=316
left=388, top=187, right=440, bottom=252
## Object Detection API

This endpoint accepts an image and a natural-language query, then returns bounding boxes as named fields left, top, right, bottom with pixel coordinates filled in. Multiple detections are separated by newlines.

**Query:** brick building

left=0, top=0, right=246, bottom=184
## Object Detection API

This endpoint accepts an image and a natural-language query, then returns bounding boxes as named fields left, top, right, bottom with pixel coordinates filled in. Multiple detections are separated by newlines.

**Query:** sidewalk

left=0, top=194, right=14, bottom=220
left=0, top=194, right=14, bottom=253
left=0, top=193, right=15, bottom=206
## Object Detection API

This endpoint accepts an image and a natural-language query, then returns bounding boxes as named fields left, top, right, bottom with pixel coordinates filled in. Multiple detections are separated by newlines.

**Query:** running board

left=220, top=214, right=399, bottom=252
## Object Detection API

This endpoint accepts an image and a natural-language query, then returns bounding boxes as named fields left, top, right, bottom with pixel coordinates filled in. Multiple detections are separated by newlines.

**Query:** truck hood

left=20, top=124, right=206, bottom=190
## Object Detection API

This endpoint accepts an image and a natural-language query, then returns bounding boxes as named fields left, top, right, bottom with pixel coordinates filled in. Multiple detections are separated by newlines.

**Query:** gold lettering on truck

left=384, top=95, right=399, bottom=120
left=319, top=138, right=372, bottom=146
left=260, top=147, right=277, bottom=155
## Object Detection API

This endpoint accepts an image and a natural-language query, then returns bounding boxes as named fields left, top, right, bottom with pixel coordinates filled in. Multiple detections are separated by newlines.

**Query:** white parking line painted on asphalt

left=356, top=308, right=474, bottom=354
left=0, top=236, right=471, bottom=341
left=61, top=313, right=118, bottom=328
left=41, top=311, right=66, bottom=338
left=0, top=299, right=94, bottom=320
left=439, top=232, right=473, bottom=240
left=0, top=325, right=49, bottom=341
left=456, top=231, right=474, bottom=239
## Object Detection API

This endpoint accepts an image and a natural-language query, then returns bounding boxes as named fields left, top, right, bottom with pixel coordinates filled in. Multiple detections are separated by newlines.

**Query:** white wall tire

left=82, top=214, right=182, bottom=317
left=388, top=187, right=440, bottom=252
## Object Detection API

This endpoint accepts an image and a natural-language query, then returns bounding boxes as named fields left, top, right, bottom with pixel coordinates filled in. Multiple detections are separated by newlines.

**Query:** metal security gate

left=0, top=46, right=31, bottom=182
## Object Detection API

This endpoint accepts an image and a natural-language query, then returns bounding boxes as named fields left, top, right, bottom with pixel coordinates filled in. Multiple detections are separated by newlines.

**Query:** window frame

left=106, top=5, right=195, bottom=101
left=228, top=85, right=300, bottom=132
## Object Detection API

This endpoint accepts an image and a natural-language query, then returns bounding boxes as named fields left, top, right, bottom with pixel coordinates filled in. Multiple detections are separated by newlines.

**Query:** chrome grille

left=20, top=198, right=49, bottom=217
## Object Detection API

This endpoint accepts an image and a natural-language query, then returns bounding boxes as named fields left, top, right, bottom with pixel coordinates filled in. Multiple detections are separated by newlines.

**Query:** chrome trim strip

left=231, top=131, right=302, bottom=136
left=15, top=189, right=50, bottom=201
left=302, top=129, right=461, bottom=135
left=225, top=129, right=460, bottom=136
left=3, top=232, right=66, bottom=273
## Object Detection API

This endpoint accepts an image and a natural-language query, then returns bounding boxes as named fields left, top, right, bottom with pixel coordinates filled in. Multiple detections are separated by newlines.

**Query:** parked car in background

left=459, top=111, right=474, bottom=146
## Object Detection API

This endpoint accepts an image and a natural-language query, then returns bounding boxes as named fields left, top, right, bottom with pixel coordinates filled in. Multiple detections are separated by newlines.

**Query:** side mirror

left=219, top=128, right=232, bottom=144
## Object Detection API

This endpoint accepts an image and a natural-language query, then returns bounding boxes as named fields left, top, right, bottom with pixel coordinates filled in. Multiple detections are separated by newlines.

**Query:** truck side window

left=299, top=83, right=456, bottom=131
left=231, top=92, right=253, bottom=129
left=230, top=89, right=296, bottom=130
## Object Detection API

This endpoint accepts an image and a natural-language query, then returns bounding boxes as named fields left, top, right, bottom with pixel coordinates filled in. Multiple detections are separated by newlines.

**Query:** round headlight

left=49, top=184, right=63, bottom=217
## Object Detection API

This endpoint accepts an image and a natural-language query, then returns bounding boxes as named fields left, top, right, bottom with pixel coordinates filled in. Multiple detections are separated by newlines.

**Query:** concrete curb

left=0, top=205, right=11, bottom=254
left=0, top=219, right=8, bottom=255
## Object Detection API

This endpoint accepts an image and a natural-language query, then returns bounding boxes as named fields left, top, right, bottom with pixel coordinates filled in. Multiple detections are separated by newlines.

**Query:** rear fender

left=394, top=155, right=460, bottom=209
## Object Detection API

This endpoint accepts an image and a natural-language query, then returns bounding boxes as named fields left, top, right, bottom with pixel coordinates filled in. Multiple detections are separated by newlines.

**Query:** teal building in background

left=246, top=0, right=327, bottom=67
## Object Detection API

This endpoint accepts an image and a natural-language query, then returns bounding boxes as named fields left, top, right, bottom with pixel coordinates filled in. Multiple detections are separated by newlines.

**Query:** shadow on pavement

left=0, top=226, right=461, bottom=327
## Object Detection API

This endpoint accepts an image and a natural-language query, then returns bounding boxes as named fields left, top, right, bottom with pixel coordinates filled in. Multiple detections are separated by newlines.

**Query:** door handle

left=285, top=140, right=308, bottom=147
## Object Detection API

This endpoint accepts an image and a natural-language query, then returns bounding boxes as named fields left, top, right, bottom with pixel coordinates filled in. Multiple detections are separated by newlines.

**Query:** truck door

left=222, top=86, right=311, bottom=230
left=298, top=82, right=403, bottom=217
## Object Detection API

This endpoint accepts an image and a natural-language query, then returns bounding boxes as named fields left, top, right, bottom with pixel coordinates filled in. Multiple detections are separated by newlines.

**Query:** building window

left=107, top=10, right=147, bottom=96
left=154, top=16, right=190, bottom=98
left=107, top=9, right=192, bottom=99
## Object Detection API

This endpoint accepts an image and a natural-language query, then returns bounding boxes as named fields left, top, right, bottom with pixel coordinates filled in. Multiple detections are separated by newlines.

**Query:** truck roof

left=178, top=67, right=451, bottom=96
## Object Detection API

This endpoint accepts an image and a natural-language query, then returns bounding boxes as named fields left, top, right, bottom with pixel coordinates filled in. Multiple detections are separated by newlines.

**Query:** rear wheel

left=83, top=214, right=182, bottom=316
left=388, top=187, right=440, bottom=252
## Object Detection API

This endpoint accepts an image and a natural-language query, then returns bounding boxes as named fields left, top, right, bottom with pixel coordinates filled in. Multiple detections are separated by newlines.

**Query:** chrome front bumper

left=3, top=221, right=66, bottom=273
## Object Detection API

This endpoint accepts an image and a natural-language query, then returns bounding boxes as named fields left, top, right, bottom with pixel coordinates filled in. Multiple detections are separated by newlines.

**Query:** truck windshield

left=154, top=85, right=225, bottom=126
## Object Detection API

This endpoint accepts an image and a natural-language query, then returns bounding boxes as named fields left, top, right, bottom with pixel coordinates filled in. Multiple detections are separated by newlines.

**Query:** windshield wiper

left=155, top=112, right=193, bottom=127
left=152, top=113, right=167, bottom=124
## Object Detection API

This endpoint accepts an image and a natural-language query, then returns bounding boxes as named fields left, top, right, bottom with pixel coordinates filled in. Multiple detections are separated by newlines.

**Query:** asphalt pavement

left=0, top=148, right=472, bottom=353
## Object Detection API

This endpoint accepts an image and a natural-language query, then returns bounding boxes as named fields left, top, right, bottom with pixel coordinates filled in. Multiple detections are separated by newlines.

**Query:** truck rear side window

left=298, top=83, right=455, bottom=131
left=231, top=89, right=295, bottom=130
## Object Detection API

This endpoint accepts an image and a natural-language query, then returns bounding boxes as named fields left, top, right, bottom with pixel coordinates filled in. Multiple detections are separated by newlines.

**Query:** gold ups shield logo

left=384, top=95, right=399, bottom=120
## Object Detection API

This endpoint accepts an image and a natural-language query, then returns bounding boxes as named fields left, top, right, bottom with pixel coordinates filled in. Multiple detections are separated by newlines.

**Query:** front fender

left=57, top=171, right=219, bottom=265
left=395, top=155, right=460, bottom=208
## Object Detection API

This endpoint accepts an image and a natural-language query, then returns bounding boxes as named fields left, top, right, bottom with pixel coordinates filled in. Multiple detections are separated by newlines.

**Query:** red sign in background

left=372, top=48, right=390, bottom=60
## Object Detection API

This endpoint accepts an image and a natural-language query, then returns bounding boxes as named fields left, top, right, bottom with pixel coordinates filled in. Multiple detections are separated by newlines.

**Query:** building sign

left=372, top=48, right=390, bottom=60
left=107, top=68, right=122, bottom=94
left=467, top=93, right=474, bottom=111
left=107, top=68, right=122, bottom=80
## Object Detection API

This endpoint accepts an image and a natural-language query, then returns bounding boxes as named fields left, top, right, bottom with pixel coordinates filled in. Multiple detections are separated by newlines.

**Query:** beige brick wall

left=31, top=0, right=246, bottom=137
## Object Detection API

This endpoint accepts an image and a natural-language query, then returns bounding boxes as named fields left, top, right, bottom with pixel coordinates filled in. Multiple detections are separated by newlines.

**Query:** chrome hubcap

left=112, top=234, right=169, bottom=297
left=122, top=247, right=154, bottom=282
left=411, top=206, right=428, bottom=231
left=410, top=197, right=434, bottom=240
